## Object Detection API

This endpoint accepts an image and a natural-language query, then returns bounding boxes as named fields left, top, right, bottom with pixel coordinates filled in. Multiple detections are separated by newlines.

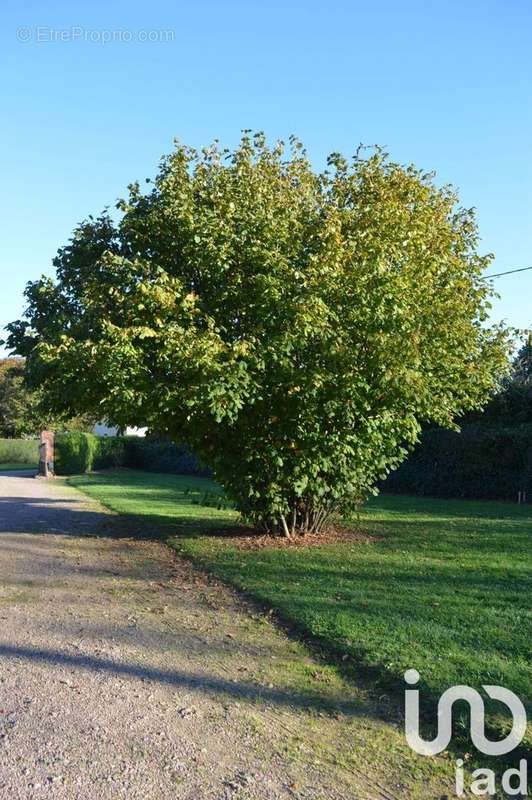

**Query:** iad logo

left=404, top=669, right=529, bottom=797
left=404, top=668, right=527, bottom=756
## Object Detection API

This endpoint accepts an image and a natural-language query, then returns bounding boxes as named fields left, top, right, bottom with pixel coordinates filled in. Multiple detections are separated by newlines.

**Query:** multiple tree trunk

left=262, top=505, right=333, bottom=537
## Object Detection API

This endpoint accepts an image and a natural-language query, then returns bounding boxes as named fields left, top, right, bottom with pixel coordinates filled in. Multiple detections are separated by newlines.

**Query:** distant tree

left=6, top=134, right=510, bottom=534
left=513, top=333, right=532, bottom=385
left=0, top=358, right=35, bottom=437
left=462, top=332, right=532, bottom=427
left=0, top=357, right=95, bottom=438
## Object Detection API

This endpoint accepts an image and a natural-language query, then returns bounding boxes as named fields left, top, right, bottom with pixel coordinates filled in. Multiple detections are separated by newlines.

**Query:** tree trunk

left=270, top=504, right=332, bottom=537
left=279, top=514, right=291, bottom=538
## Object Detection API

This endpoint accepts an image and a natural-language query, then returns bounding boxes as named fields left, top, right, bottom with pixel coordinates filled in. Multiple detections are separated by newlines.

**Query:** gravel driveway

left=0, top=472, right=449, bottom=800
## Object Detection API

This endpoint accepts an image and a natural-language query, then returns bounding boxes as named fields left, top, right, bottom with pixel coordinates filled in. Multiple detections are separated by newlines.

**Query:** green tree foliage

left=0, top=357, right=95, bottom=438
left=6, top=134, right=510, bottom=534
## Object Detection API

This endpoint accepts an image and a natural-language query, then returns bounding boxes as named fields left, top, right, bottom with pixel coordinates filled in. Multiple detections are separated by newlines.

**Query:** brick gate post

left=38, top=431, right=55, bottom=477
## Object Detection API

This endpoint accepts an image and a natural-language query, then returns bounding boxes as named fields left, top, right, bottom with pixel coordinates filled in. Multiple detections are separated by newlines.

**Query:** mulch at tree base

left=212, top=524, right=379, bottom=550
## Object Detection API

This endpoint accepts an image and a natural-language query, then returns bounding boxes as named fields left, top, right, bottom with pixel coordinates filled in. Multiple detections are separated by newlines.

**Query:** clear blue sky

left=1, top=0, right=530, bottom=355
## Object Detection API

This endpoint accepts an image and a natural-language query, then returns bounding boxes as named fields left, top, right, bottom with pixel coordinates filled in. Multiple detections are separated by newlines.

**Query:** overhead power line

left=483, top=266, right=532, bottom=279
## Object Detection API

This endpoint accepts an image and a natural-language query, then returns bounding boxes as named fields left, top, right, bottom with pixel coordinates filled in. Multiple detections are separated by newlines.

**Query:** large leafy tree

left=7, top=134, right=509, bottom=534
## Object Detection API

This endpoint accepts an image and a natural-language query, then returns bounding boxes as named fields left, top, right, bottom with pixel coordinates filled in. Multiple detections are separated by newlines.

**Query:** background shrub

left=382, top=425, right=532, bottom=500
left=0, top=438, right=39, bottom=464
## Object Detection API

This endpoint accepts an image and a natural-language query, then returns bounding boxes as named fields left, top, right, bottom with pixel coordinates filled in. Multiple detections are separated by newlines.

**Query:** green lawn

left=0, top=462, right=37, bottom=471
left=69, top=469, right=532, bottom=752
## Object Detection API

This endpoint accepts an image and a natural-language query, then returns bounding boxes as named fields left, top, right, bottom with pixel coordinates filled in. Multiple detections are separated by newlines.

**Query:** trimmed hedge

left=124, top=437, right=209, bottom=475
left=53, top=433, right=208, bottom=476
left=52, top=427, right=532, bottom=501
left=383, top=425, right=532, bottom=501
left=93, top=436, right=129, bottom=470
left=49, top=427, right=532, bottom=501
left=54, top=432, right=98, bottom=475
left=0, top=438, right=39, bottom=464
left=55, top=432, right=128, bottom=474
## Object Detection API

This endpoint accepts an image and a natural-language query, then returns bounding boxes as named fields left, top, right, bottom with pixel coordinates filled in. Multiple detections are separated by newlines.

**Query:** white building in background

left=93, top=422, right=147, bottom=437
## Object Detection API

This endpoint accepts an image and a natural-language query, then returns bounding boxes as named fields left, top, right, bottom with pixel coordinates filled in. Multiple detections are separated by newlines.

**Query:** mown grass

left=69, top=469, right=532, bottom=760
left=69, top=469, right=234, bottom=533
